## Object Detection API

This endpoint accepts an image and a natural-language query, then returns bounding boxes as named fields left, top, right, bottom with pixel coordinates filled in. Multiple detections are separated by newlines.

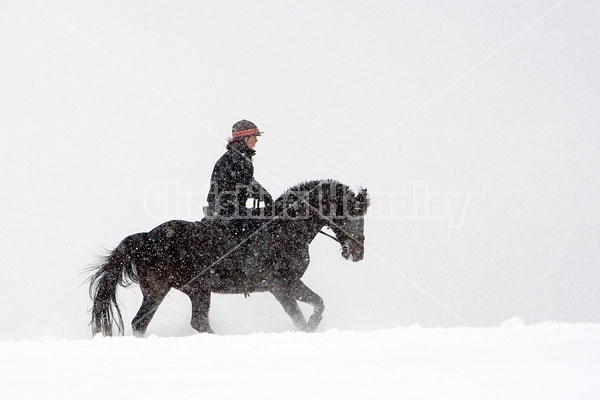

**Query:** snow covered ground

left=3, top=322, right=599, bottom=399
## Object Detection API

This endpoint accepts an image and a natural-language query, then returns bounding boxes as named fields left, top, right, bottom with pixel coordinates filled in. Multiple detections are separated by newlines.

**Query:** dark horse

left=88, top=180, right=370, bottom=336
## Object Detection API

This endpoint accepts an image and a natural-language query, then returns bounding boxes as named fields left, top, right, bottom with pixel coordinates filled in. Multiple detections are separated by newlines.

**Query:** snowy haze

left=1, top=0, right=600, bottom=341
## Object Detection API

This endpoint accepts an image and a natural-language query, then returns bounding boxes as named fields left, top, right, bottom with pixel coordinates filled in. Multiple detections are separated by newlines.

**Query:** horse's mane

left=273, top=179, right=369, bottom=217
left=280, top=179, right=345, bottom=196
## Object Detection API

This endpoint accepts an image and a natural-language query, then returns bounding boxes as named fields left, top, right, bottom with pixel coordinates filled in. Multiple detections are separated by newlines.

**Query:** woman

left=205, top=120, right=273, bottom=238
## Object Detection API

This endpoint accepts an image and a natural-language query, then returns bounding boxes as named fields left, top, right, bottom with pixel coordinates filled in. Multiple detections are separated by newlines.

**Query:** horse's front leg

left=291, top=279, right=324, bottom=332
left=269, top=282, right=308, bottom=331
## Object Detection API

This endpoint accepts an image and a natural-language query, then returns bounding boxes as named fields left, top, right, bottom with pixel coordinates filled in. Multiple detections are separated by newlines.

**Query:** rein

left=319, top=229, right=340, bottom=243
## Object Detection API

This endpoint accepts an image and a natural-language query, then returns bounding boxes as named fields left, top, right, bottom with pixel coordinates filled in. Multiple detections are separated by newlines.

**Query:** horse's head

left=328, top=187, right=370, bottom=262
left=274, top=180, right=370, bottom=262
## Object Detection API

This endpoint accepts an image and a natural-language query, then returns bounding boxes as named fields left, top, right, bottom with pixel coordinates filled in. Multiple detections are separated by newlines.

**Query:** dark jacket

left=207, top=141, right=270, bottom=218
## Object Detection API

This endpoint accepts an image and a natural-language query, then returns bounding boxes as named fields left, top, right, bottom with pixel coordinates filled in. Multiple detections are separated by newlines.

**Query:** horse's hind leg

left=292, top=280, right=324, bottom=332
left=132, top=282, right=170, bottom=337
left=181, top=285, right=214, bottom=334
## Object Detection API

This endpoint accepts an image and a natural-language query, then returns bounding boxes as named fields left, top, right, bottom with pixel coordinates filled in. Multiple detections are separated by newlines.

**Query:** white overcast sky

left=1, top=0, right=599, bottom=339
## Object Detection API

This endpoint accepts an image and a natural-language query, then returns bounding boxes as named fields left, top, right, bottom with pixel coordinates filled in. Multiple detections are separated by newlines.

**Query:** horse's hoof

left=133, top=330, right=146, bottom=338
left=307, top=315, right=323, bottom=332
left=192, top=325, right=215, bottom=334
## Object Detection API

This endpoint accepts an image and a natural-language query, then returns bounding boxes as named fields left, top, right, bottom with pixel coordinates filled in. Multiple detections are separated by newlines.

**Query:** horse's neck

left=278, top=216, right=324, bottom=245
left=305, top=217, right=326, bottom=244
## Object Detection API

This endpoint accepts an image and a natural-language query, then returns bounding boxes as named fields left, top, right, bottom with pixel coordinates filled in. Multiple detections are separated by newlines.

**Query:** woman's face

left=245, top=135, right=258, bottom=149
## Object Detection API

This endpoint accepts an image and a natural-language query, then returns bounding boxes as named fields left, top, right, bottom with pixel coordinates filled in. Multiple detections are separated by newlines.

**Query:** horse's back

left=147, top=219, right=196, bottom=236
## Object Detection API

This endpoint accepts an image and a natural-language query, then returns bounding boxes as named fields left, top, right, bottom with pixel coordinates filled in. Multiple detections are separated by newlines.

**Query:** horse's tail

left=88, top=233, right=146, bottom=336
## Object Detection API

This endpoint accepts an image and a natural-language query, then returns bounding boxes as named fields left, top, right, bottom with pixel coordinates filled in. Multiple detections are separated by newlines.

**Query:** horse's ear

left=354, top=188, right=370, bottom=216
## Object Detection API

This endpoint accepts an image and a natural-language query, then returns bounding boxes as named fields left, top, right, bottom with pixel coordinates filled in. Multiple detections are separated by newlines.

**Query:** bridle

left=319, top=226, right=364, bottom=251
